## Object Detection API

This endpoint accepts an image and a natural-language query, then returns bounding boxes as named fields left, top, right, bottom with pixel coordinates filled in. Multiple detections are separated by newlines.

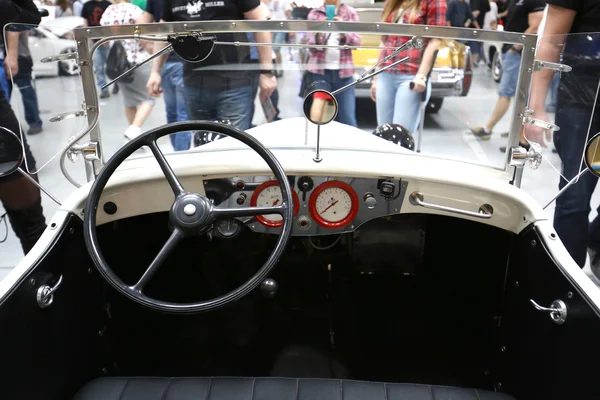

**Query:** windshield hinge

left=66, top=140, right=100, bottom=163
left=40, top=52, right=78, bottom=63
left=522, top=109, right=560, bottom=132
left=533, top=60, right=572, bottom=73
left=510, top=141, right=542, bottom=170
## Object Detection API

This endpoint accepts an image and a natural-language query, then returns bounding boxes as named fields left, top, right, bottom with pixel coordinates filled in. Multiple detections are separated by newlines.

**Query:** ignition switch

left=378, top=179, right=396, bottom=198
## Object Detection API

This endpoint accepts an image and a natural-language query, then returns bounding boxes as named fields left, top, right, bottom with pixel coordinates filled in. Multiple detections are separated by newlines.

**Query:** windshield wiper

left=330, top=36, right=423, bottom=96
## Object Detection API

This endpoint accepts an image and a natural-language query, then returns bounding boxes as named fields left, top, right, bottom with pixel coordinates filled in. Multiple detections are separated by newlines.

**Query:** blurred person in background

left=147, top=0, right=277, bottom=131
left=101, top=0, right=155, bottom=142
left=82, top=0, right=114, bottom=99
left=446, top=0, right=478, bottom=29
left=468, top=0, right=489, bottom=66
left=305, top=0, right=359, bottom=127
left=73, top=0, right=88, bottom=17
left=4, top=30, right=43, bottom=135
left=467, top=0, right=543, bottom=141
left=524, top=2, right=600, bottom=271
left=136, top=0, right=191, bottom=150
left=0, top=0, right=47, bottom=255
left=371, top=0, right=445, bottom=134
left=269, top=0, right=292, bottom=75
left=56, top=0, right=74, bottom=16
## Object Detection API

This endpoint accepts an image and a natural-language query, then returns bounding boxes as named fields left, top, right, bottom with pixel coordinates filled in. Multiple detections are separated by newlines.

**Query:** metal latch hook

left=530, top=299, right=568, bottom=325
left=36, top=275, right=63, bottom=309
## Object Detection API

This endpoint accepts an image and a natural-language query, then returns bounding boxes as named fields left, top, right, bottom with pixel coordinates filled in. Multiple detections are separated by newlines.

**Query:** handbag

left=105, top=41, right=134, bottom=83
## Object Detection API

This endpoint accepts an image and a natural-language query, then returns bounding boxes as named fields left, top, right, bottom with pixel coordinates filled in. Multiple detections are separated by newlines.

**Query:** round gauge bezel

left=309, top=180, right=359, bottom=228
left=250, top=180, right=300, bottom=227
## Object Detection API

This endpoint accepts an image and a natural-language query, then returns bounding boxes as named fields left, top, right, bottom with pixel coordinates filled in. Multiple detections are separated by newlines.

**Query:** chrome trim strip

left=0, top=211, right=73, bottom=305
left=535, top=220, right=600, bottom=317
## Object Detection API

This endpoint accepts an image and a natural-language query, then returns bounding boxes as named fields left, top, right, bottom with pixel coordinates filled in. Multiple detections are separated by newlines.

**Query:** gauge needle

left=273, top=199, right=280, bottom=206
left=320, top=200, right=338, bottom=214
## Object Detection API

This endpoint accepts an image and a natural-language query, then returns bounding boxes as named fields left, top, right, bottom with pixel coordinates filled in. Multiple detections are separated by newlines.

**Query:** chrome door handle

left=409, top=192, right=493, bottom=219
left=36, top=275, right=63, bottom=309
left=530, top=299, right=568, bottom=325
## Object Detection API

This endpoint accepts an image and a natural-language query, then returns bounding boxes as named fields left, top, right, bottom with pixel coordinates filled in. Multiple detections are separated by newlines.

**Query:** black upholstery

left=73, top=377, right=515, bottom=400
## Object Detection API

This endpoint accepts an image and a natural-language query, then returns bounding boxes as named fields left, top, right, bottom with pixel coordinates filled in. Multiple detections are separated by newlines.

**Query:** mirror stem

left=331, top=56, right=409, bottom=96
left=313, top=125, right=322, bottom=163
left=17, top=169, right=62, bottom=206
left=543, top=168, right=588, bottom=209
left=101, top=44, right=174, bottom=90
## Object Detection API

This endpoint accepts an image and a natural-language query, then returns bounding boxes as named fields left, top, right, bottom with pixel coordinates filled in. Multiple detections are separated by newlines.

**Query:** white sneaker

left=124, top=125, right=142, bottom=142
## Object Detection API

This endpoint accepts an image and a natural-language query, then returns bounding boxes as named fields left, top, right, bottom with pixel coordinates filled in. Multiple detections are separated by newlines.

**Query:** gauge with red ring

left=250, top=180, right=300, bottom=227
left=309, top=181, right=359, bottom=229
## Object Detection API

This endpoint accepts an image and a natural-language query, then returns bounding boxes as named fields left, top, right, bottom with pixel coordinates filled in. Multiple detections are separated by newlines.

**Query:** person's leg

left=329, top=70, right=357, bottom=127
left=183, top=85, right=215, bottom=121
left=14, top=56, right=42, bottom=133
left=249, top=70, right=259, bottom=126
left=391, top=74, right=425, bottom=135
left=375, top=72, right=398, bottom=127
left=0, top=88, right=46, bottom=254
left=124, top=106, right=137, bottom=125
left=215, top=85, right=253, bottom=130
left=470, top=51, right=519, bottom=139
left=161, top=63, right=178, bottom=124
left=93, top=44, right=109, bottom=96
left=131, top=101, right=154, bottom=127
left=553, top=103, right=600, bottom=267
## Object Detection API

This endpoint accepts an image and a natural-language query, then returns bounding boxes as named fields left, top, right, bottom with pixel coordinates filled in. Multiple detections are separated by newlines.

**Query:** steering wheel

left=83, top=121, right=294, bottom=313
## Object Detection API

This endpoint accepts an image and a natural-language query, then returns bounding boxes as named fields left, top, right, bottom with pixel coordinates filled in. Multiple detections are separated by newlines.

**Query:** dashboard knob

left=297, top=215, right=312, bottom=229
left=364, top=193, right=377, bottom=209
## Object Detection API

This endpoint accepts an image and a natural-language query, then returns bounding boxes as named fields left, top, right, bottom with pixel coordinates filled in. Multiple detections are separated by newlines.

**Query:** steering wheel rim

left=83, top=121, right=294, bottom=313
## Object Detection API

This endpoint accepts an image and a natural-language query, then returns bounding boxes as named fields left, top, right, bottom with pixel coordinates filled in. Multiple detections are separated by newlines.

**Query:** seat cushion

left=73, top=377, right=515, bottom=400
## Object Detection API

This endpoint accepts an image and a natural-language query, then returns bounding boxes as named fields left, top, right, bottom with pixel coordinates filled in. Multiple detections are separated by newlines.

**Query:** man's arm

left=445, top=1, right=455, bottom=26
left=147, top=22, right=170, bottom=96
left=524, top=4, right=575, bottom=146
left=245, top=4, right=276, bottom=100
left=136, top=12, right=154, bottom=24
left=4, top=31, right=20, bottom=78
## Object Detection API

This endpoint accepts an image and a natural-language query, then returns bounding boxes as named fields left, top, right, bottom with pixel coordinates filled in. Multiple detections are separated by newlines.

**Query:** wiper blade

left=359, top=36, right=424, bottom=81
left=331, top=56, right=409, bottom=96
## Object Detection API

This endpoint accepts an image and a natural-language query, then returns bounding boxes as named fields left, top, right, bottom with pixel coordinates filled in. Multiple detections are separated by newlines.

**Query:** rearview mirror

left=303, top=90, right=338, bottom=125
left=584, top=132, right=600, bottom=176
left=169, top=34, right=215, bottom=63
left=0, top=127, right=24, bottom=177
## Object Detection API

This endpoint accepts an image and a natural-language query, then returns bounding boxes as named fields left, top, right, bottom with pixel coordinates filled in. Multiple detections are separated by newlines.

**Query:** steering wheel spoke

left=148, top=141, right=185, bottom=197
left=131, top=229, right=184, bottom=293
left=213, top=204, right=287, bottom=219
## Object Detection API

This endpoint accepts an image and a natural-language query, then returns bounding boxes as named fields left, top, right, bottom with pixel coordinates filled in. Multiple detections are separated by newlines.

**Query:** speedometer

left=250, top=180, right=300, bottom=227
left=309, top=181, right=359, bottom=228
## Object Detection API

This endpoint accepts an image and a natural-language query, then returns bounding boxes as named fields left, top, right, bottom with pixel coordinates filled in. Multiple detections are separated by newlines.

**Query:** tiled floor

left=1, top=60, right=599, bottom=284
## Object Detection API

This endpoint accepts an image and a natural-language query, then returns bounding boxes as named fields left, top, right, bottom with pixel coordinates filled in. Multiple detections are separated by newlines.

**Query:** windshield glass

left=88, top=29, right=529, bottom=175
left=3, top=22, right=85, bottom=174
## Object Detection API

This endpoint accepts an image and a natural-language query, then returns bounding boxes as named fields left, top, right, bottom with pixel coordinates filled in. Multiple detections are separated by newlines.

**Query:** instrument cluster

left=211, top=176, right=409, bottom=237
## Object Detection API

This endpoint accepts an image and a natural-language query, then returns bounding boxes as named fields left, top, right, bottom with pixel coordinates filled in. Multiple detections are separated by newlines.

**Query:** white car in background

left=29, top=16, right=84, bottom=77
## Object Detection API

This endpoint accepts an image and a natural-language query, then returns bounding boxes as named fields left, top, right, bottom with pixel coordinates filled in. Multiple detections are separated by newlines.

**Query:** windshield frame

left=71, top=20, right=537, bottom=184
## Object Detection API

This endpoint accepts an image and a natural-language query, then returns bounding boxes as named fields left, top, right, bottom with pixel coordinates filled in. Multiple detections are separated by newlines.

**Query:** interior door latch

left=36, top=275, right=63, bottom=309
left=530, top=299, right=568, bottom=325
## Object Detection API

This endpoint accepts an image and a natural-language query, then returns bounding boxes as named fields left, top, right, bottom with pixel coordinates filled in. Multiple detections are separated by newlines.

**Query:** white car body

left=29, top=17, right=85, bottom=77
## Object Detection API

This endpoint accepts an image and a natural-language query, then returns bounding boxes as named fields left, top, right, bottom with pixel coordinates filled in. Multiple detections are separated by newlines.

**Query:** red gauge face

left=250, top=180, right=300, bottom=227
left=309, top=181, right=359, bottom=228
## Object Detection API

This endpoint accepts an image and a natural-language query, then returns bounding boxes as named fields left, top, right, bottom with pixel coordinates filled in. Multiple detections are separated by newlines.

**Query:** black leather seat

left=73, top=377, right=515, bottom=400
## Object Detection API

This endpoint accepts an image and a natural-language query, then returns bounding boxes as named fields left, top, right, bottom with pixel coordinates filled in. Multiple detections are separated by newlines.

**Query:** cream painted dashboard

left=59, top=145, right=548, bottom=235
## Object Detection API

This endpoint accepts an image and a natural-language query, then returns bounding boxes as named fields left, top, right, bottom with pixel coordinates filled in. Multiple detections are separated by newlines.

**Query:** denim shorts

left=273, top=31, right=286, bottom=51
left=498, top=51, right=521, bottom=98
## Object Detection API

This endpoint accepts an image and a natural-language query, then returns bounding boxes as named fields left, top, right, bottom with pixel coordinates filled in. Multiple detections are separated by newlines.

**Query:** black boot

left=6, top=197, right=46, bottom=254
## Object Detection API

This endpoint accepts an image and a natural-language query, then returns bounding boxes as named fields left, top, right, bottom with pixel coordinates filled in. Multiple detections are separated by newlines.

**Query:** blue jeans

left=553, top=100, right=600, bottom=267
left=183, top=83, right=253, bottom=130
left=0, top=63, right=10, bottom=102
left=162, top=62, right=191, bottom=151
left=10, top=57, right=42, bottom=128
left=306, top=70, right=357, bottom=127
left=93, top=43, right=109, bottom=91
left=376, top=72, right=431, bottom=134
left=545, top=72, right=560, bottom=112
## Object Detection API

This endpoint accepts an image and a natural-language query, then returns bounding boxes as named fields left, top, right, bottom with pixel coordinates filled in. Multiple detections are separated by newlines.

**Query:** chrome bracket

left=509, top=141, right=542, bottom=169
left=40, top=52, right=78, bottom=63
left=522, top=109, right=560, bottom=132
left=533, top=60, right=572, bottom=73
left=36, top=275, right=63, bottom=309
left=50, top=109, right=86, bottom=123
left=66, top=140, right=100, bottom=163
left=530, top=299, right=568, bottom=325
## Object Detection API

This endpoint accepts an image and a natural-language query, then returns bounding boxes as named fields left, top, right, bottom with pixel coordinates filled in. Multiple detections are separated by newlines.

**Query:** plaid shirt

left=306, top=4, right=360, bottom=78
left=378, top=0, right=447, bottom=75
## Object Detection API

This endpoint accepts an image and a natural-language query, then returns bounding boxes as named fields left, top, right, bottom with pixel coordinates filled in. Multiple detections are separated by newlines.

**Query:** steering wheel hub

left=171, top=193, right=212, bottom=230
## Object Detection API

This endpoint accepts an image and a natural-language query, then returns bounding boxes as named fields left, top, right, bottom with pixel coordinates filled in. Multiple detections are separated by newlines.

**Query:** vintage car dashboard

left=205, top=176, right=408, bottom=237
